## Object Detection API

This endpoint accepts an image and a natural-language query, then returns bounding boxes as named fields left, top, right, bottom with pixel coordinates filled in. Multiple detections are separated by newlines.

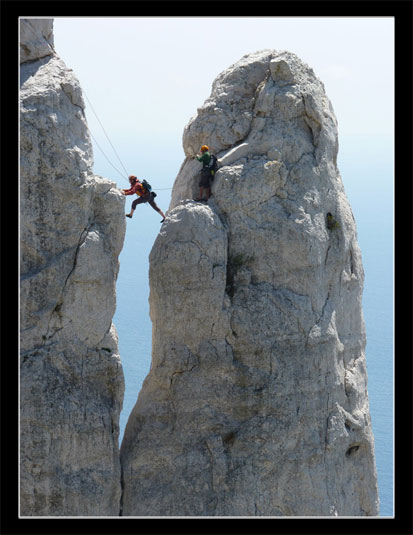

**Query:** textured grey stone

left=20, top=18, right=54, bottom=64
left=120, top=50, right=379, bottom=516
left=20, top=19, right=125, bottom=516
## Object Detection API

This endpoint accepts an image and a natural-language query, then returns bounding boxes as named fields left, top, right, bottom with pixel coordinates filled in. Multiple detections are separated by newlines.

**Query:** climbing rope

left=20, top=19, right=174, bottom=191
left=82, top=91, right=130, bottom=181
left=81, top=93, right=174, bottom=190
left=86, top=127, right=128, bottom=181
left=82, top=98, right=173, bottom=190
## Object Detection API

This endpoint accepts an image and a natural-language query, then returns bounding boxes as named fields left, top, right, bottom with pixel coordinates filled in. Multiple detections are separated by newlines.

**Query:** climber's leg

left=195, top=187, right=204, bottom=201
left=126, top=197, right=143, bottom=218
left=149, top=198, right=166, bottom=221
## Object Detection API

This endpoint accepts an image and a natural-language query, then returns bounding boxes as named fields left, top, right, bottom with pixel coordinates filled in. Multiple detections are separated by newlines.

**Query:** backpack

left=142, top=179, right=152, bottom=193
left=142, top=179, right=156, bottom=198
left=208, top=154, right=218, bottom=179
left=141, top=179, right=152, bottom=191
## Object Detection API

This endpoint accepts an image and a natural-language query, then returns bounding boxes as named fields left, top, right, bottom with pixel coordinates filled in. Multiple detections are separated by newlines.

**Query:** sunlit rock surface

left=120, top=50, right=379, bottom=516
left=20, top=19, right=126, bottom=516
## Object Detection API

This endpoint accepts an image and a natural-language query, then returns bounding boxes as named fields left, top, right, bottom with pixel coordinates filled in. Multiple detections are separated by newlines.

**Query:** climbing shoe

left=126, top=214, right=132, bottom=218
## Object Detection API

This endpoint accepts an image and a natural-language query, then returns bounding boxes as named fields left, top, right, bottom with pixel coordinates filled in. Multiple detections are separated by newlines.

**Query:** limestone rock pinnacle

left=120, top=49, right=379, bottom=516
left=20, top=19, right=126, bottom=516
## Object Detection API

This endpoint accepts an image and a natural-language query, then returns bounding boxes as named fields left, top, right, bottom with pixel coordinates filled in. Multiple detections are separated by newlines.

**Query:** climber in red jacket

left=122, top=176, right=166, bottom=222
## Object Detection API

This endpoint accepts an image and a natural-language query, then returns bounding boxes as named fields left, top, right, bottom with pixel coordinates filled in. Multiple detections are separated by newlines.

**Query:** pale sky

left=49, top=16, right=394, bottom=191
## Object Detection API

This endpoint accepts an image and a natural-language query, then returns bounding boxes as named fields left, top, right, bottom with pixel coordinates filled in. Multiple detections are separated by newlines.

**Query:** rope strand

left=82, top=91, right=130, bottom=180
left=21, top=19, right=172, bottom=191
left=87, top=129, right=128, bottom=181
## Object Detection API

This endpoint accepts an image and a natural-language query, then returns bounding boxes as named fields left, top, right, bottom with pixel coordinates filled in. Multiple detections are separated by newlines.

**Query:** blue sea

left=112, top=134, right=394, bottom=517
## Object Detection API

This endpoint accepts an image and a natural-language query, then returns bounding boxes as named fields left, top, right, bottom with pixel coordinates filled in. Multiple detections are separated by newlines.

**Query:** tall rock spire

left=120, top=50, right=379, bottom=516
left=19, top=19, right=126, bottom=516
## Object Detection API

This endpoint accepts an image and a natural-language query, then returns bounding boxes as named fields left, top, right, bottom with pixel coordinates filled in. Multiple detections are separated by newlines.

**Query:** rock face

left=20, top=19, right=125, bottom=516
left=120, top=50, right=379, bottom=516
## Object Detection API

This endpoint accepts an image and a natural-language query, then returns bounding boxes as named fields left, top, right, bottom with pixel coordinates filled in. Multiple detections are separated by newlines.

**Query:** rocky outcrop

left=20, top=19, right=125, bottom=516
left=120, top=50, right=379, bottom=516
